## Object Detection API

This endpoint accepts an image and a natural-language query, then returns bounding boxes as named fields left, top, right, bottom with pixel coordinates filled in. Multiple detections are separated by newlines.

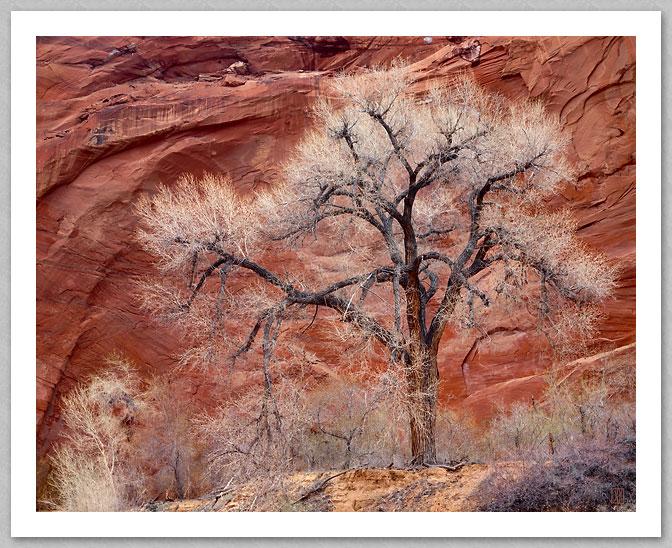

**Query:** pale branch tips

left=135, top=67, right=618, bottom=465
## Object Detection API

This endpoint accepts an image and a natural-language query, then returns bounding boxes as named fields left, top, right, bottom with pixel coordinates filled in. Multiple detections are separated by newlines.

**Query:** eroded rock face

left=37, top=36, right=635, bottom=458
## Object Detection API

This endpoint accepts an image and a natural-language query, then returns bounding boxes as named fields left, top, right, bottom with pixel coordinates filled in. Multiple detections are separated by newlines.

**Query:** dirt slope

left=151, top=465, right=494, bottom=512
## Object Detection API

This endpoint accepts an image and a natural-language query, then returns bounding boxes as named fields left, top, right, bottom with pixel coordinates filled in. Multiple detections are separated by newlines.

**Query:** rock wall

left=37, top=36, right=635, bottom=456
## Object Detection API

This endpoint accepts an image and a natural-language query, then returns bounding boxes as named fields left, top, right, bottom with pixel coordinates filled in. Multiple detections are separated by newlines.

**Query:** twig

left=300, top=304, right=319, bottom=334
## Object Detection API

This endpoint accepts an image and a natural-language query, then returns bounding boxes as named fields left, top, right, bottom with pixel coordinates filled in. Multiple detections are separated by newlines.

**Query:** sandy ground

left=151, top=464, right=494, bottom=512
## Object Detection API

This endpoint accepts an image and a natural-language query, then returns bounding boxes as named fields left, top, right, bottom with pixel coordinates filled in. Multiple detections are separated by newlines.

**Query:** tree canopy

left=135, top=64, right=617, bottom=463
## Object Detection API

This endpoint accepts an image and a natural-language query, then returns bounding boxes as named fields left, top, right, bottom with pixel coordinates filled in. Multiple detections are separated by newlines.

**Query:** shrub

left=45, top=356, right=208, bottom=510
left=483, top=354, right=635, bottom=462
left=193, top=377, right=310, bottom=509
left=303, top=371, right=411, bottom=469
left=474, top=355, right=635, bottom=511
left=136, top=374, right=206, bottom=500
left=435, top=408, right=483, bottom=464
left=192, top=368, right=414, bottom=509
left=47, top=356, right=147, bottom=511
left=484, top=401, right=549, bottom=460
left=475, top=436, right=635, bottom=511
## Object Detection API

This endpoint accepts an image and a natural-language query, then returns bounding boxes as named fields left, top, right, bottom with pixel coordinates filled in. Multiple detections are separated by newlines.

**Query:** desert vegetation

left=44, top=351, right=634, bottom=511
left=45, top=357, right=148, bottom=511
left=43, top=65, right=631, bottom=512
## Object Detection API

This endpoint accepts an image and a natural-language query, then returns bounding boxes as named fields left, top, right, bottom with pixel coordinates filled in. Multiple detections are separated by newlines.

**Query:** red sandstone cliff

left=36, top=36, right=635, bottom=458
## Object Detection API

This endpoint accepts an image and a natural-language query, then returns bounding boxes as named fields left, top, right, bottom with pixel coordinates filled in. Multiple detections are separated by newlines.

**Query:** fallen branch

left=424, top=461, right=468, bottom=472
left=400, top=461, right=469, bottom=473
left=204, top=478, right=236, bottom=511
left=293, top=468, right=354, bottom=504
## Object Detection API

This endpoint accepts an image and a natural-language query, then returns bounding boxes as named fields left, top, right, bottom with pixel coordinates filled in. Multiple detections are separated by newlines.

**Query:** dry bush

left=304, top=379, right=382, bottom=469
left=194, top=377, right=311, bottom=509
left=484, top=353, right=635, bottom=463
left=475, top=437, right=635, bottom=512
left=136, top=374, right=207, bottom=500
left=47, top=356, right=147, bottom=511
left=192, top=365, right=416, bottom=509
left=435, top=409, right=484, bottom=464
left=303, top=370, right=411, bottom=469
left=45, top=357, right=212, bottom=510
left=541, top=354, right=636, bottom=451
left=484, top=401, right=549, bottom=461
left=474, top=355, right=635, bottom=511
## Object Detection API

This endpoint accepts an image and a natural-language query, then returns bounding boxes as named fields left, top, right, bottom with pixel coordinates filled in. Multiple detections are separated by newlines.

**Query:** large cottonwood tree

left=136, top=65, right=616, bottom=464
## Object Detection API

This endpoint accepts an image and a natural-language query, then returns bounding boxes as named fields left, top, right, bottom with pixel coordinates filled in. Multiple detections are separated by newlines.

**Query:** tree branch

left=370, top=112, right=415, bottom=180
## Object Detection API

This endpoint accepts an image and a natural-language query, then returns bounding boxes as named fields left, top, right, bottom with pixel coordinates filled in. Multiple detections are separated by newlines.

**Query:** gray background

left=0, top=0, right=668, bottom=546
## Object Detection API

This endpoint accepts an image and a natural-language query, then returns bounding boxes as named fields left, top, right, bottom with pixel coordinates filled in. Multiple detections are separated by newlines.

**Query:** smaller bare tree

left=308, top=375, right=397, bottom=469
left=47, top=356, right=146, bottom=511
left=140, top=374, right=201, bottom=500
left=194, top=376, right=311, bottom=502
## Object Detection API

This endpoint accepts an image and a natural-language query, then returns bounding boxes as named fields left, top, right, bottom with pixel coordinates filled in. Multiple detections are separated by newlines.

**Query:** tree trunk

left=406, top=348, right=439, bottom=465
left=173, top=449, right=185, bottom=499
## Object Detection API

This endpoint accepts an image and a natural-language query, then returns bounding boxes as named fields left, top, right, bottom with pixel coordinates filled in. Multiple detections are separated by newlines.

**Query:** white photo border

left=12, top=10, right=661, bottom=538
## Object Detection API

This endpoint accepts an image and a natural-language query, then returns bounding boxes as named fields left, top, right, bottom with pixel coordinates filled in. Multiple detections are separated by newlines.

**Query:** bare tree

left=140, top=374, right=199, bottom=500
left=135, top=65, right=617, bottom=465
left=194, top=376, right=312, bottom=508
left=308, top=375, right=394, bottom=469
left=47, top=356, right=146, bottom=511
